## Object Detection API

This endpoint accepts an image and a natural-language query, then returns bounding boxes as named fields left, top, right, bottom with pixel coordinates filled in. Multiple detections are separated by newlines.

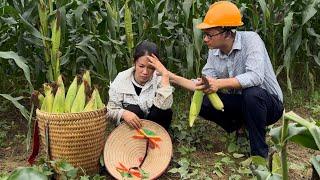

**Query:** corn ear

left=51, top=10, right=61, bottom=57
left=82, top=70, right=91, bottom=87
left=38, top=92, right=45, bottom=108
left=41, top=84, right=54, bottom=112
left=51, top=10, right=61, bottom=81
left=56, top=75, right=64, bottom=90
left=31, top=90, right=44, bottom=108
left=208, top=93, right=224, bottom=111
left=124, top=0, right=134, bottom=55
left=71, top=80, right=86, bottom=112
left=189, top=90, right=204, bottom=127
left=65, top=76, right=78, bottom=113
left=95, top=88, right=105, bottom=109
left=52, top=86, right=65, bottom=113
left=84, top=89, right=97, bottom=112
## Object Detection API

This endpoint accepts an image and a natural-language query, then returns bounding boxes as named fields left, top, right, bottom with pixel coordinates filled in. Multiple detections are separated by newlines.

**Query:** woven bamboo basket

left=36, top=107, right=107, bottom=175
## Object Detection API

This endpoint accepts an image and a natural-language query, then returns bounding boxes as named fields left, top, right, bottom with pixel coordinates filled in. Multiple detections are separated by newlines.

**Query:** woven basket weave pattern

left=37, top=108, right=107, bottom=175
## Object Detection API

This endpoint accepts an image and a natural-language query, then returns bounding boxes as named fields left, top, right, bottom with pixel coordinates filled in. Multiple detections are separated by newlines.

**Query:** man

left=169, top=1, right=284, bottom=158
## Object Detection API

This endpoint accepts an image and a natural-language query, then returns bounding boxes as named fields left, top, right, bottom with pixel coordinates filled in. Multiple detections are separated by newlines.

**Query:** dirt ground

left=0, top=108, right=319, bottom=179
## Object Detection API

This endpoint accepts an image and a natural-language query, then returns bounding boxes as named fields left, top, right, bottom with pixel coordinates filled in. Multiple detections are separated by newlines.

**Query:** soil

left=0, top=107, right=319, bottom=179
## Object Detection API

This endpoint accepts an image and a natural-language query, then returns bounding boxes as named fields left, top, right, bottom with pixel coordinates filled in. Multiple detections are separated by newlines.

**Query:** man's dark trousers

left=199, top=86, right=284, bottom=158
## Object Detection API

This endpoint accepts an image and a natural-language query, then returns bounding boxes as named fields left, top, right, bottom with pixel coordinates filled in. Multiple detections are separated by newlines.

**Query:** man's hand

left=195, top=76, right=219, bottom=94
left=122, top=110, right=142, bottom=129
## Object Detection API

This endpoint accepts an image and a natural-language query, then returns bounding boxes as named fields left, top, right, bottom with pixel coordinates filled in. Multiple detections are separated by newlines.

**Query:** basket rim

left=36, top=106, right=107, bottom=116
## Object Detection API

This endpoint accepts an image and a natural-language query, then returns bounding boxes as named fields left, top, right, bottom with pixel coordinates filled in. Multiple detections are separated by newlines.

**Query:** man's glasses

left=204, top=30, right=226, bottom=40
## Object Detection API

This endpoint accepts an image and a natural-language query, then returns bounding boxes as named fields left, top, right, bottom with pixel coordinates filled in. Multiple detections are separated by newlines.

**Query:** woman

left=107, top=41, right=173, bottom=130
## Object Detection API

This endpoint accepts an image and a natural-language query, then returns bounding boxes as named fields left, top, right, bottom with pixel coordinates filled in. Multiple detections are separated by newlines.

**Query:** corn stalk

left=280, top=113, right=289, bottom=180
left=38, top=0, right=61, bottom=82
left=124, top=0, right=134, bottom=65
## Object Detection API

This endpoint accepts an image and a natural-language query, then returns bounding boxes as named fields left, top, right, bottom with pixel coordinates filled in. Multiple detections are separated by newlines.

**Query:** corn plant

left=38, top=0, right=62, bottom=81
left=238, top=0, right=320, bottom=94
left=268, top=111, right=320, bottom=179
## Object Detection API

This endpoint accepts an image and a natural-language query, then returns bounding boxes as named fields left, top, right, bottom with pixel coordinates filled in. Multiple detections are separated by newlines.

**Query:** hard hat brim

left=196, top=22, right=217, bottom=29
left=196, top=22, right=244, bottom=29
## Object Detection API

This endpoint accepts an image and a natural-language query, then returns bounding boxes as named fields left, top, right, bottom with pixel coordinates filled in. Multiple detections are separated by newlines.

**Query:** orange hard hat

left=197, top=1, right=244, bottom=29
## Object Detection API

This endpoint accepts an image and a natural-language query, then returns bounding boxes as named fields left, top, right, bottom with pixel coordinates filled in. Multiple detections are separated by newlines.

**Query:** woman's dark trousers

left=123, top=104, right=172, bottom=130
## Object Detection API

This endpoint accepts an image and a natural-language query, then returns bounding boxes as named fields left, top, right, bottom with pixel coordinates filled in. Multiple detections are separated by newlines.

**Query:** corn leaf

left=283, top=12, right=293, bottom=49
left=182, top=0, right=192, bottom=25
left=0, top=94, right=30, bottom=121
left=186, top=44, right=194, bottom=77
left=8, top=167, right=47, bottom=180
left=18, top=14, right=42, bottom=39
left=0, top=51, right=33, bottom=91
left=193, top=18, right=203, bottom=57
left=270, top=123, right=306, bottom=145
left=124, top=0, right=133, bottom=56
left=283, top=47, right=292, bottom=94
left=310, top=155, right=320, bottom=176
left=302, top=4, right=317, bottom=25
left=285, top=111, right=320, bottom=150
left=258, top=0, right=270, bottom=19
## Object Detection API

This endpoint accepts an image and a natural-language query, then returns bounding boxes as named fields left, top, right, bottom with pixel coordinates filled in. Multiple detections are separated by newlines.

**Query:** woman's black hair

left=133, top=41, right=160, bottom=63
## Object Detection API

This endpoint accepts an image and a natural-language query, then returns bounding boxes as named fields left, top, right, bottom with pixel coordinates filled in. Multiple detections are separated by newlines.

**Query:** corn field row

left=0, top=0, right=320, bottom=97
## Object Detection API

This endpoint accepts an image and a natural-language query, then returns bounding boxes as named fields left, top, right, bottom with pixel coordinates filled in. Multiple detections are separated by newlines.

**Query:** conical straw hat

left=104, top=120, right=172, bottom=179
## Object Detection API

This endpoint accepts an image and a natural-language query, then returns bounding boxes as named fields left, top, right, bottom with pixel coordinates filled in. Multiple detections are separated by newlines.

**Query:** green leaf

left=305, top=39, right=320, bottom=67
left=272, top=153, right=282, bottom=174
left=182, top=0, right=192, bottom=25
left=251, top=156, right=267, bottom=167
left=257, top=0, right=270, bottom=19
left=290, top=130, right=319, bottom=150
left=233, top=153, right=245, bottom=159
left=193, top=18, right=203, bottom=57
left=104, top=2, right=116, bottom=38
left=270, top=122, right=309, bottom=147
left=1, top=17, right=18, bottom=25
left=240, top=157, right=252, bottom=167
left=237, top=167, right=251, bottom=175
left=0, top=5, right=19, bottom=18
left=124, top=0, right=134, bottom=56
left=80, top=176, right=90, bottom=180
left=215, top=152, right=226, bottom=156
left=268, top=173, right=282, bottom=180
left=310, top=155, right=320, bottom=176
left=221, top=157, right=234, bottom=164
left=227, top=142, right=239, bottom=153
left=309, top=126, right=320, bottom=150
left=285, top=111, right=320, bottom=150
left=270, top=126, right=281, bottom=144
left=0, top=51, right=33, bottom=91
left=186, top=44, right=194, bottom=77
left=307, top=28, right=320, bottom=38
left=283, top=12, right=293, bottom=49
left=168, top=168, right=179, bottom=174
left=18, top=14, right=42, bottom=40
left=8, top=167, right=47, bottom=180
left=302, top=4, right=317, bottom=25
left=283, top=47, right=292, bottom=94
left=291, top=27, right=302, bottom=55
left=253, top=169, right=271, bottom=179
left=74, top=3, right=88, bottom=25
left=0, top=94, right=29, bottom=121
